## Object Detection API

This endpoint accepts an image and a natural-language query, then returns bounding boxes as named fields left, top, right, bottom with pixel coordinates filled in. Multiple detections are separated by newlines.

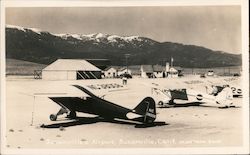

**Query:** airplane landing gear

left=165, top=100, right=176, bottom=107
left=158, top=100, right=175, bottom=108
left=67, top=111, right=76, bottom=119
left=219, top=106, right=229, bottom=109
left=49, top=108, right=68, bottom=121
left=158, top=101, right=164, bottom=106
left=50, top=114, right=57, bottom=121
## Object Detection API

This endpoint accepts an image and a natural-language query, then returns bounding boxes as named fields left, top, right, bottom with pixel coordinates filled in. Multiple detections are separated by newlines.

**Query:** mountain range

left=6, top=25, right=241, bottom=67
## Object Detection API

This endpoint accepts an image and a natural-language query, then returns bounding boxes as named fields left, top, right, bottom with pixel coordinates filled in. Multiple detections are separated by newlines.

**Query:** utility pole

left=171, top=57, right=174, bottom=68
left=222, top=61, right=225, bottom=75
left=125, top=54, right=130, bottom=74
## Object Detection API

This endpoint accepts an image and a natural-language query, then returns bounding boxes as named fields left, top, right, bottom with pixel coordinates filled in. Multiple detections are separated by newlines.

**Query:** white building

left=141, top=65, right=166, bottom=78
left=42, top=59, right=102, bottom=80
left=165, top=62, right=170, bottom=72
left=168, top=67, right=179, bottom=78
left=141, top=65, right=154, bottom=78
left=207, top=70, right=214, bottom=76
left=117, top=67, right=132, bottom=76
left=165, top=61, right=182, bottom=78
left=153, top=65, right=165, bottom=78
left=104, top=66, right=119, bottom=78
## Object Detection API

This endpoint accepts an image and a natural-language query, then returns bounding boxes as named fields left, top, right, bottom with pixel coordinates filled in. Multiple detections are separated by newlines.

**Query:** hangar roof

left=141, top=65, right=153, bottom=73
left=153, top=65, right=165, bottom=72
left=169, top=67, right=178, bottom=72
left=104, top=66, right=121, bottom=71
left=141, top=65, right=166, bottom=73
left=43, top=59, right=101, bottom=71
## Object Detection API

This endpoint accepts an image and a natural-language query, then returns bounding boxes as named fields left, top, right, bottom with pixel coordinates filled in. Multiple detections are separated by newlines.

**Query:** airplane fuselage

left=49, top=85, right=156, bottom=124
left=50, top=96, right=131, bottom=121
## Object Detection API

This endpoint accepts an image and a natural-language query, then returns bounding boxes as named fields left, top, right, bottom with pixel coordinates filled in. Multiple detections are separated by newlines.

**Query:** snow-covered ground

left=3, top=76, right=243, bottom=149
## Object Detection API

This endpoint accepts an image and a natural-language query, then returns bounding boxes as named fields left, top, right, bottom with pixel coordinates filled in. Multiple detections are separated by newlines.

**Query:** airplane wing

left=79, top=83, right=130, bottom=98
left=48, top=96, right=96, bottom=114
left=20, top=82, right=130, bottom=99
left=20, top=92, right=91, bottom=100
left=169, top=89, right=188, bottom=100
left=34, top=93, right=85, bottom=97
left=144, top=82, right=220, bottom=104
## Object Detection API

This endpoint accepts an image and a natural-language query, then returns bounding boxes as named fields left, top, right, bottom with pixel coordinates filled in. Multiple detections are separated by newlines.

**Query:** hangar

left=42, top=59, right=102, bottom=80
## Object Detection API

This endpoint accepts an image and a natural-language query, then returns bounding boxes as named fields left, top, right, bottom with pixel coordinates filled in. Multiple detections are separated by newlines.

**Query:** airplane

left=231, top=86, right=242, bottom=97
left=210, top=85, right=242, bottom=98
left=149, top=83, right=234, bottom=108
left=48, top=85, right=157, bottom=125
left=205, top=84, right=242, bottom=98
left=206, top=77, right=242, bottom=98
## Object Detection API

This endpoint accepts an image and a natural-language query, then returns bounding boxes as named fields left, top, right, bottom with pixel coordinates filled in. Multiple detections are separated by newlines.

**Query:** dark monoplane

left=49, top=85, right=156, bottom=124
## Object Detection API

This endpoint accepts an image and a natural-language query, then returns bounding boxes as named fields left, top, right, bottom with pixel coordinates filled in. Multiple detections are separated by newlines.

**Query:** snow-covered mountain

left=6, top=25, right=156, bottom=46
left=6, top=25, right=241, bottom=67
left=54, top=32, right=142, bottom=42
left=6, top=25, right=42, bottom=34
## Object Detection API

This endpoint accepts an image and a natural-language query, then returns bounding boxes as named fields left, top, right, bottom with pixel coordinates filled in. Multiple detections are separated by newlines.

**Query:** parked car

left=233, top=73, right=240, bottom=77
left=207, top=70, right=214, bottom=76
left=200, top=74, right=206, bottom=78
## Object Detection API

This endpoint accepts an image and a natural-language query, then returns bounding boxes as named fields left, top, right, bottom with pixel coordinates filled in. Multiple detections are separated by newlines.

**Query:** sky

left=6, top=6, right=241, bottom=54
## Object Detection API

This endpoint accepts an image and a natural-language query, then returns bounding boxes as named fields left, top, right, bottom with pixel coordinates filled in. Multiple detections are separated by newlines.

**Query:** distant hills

left=6, top=58, right=46, bottom=75
left=6, top=25, right=241, bottom=68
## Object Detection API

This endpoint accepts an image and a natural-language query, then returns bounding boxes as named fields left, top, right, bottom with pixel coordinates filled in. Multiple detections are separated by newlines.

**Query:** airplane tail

left=132, top=97, right=156, bottom=124
left=215, top=87, right=234, bottom=106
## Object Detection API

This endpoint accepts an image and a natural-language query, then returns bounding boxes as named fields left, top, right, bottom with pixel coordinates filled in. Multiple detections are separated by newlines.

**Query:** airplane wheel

left=158, top=101, right=164, bottom=106
left=165, top=100, right=175, bottom=108
left=68, top=111, right=76, bottom=119
left=219, top=106, right=229, bottom=109
left=165, top=103, right=175, bottom=108
left=50, top=114, right=57, bottom=121
left=169, top=100, right=175, bottom=105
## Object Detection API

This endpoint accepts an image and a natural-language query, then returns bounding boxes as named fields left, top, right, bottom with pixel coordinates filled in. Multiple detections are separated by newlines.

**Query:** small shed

left=153, top=65, right=165, bottom=78
left=168, top=67, right=178, bottom=78
left=117, top=67, right=132, bottom=76
left=141, top=65, right=165, bottom=78
left=141, top=65, right=154, bottom=78
left=128, top=65, right=141, bottom=76
left=104, top=66, right=120, bottom=78
left=42, top=59, right=102, bottom=80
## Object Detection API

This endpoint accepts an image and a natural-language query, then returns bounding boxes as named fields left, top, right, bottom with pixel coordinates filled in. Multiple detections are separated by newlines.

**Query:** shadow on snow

left=40, top=116, right=168, bottom=129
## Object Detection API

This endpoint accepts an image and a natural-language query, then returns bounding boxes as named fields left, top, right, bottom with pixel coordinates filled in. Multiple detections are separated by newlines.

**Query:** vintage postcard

left=0, top=0, right=249, bottom=154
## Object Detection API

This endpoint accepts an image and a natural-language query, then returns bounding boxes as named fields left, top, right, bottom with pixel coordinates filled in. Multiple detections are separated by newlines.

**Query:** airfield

left=5, top=75, right=243, bottom=149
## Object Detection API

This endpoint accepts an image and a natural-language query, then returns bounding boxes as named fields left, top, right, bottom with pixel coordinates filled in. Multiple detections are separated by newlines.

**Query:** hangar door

left=76, top=71, right=101, bottom=80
